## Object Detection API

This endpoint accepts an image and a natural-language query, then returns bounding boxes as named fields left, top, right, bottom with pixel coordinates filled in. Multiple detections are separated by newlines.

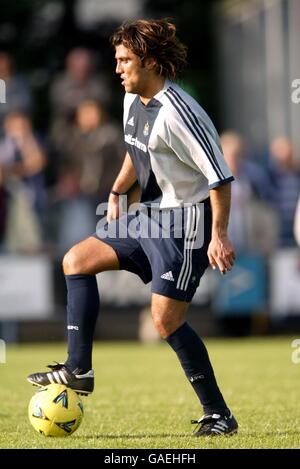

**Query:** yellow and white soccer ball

left=28, top=384, right=84, bottom=437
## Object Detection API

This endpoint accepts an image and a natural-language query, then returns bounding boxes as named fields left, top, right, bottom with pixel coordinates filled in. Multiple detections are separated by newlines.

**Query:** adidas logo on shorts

left=160, top=271, right=174, bottom=281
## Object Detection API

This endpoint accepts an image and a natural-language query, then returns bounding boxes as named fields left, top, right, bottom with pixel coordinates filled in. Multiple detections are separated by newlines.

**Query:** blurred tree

left=0, top=0, right=121, bottom=130
left=144, top=0, right=219, bottom=123
left=0, top=0, right=220, bottom=129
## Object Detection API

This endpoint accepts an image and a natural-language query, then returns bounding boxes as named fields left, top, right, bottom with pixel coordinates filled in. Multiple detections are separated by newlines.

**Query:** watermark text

left=0, top=339, right=6, bottom=364
left=291, top=339, right=300, bottom=364
left=0, top=79, right=6, bottom=103
left=291, top=79, right=300, bottom=103
left=96, top=197, right=205, bottom=249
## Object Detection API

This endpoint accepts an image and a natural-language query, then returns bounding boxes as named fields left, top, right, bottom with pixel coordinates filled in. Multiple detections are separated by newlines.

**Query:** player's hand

left=207, top=235, right=235, bottom=275
left=107, top=193, right=121, bottom=223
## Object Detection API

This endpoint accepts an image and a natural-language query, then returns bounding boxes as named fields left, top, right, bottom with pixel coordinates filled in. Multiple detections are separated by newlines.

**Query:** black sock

left=166, top=322, right=229, bottom=416
left=64, top=274, right=100, bottom=373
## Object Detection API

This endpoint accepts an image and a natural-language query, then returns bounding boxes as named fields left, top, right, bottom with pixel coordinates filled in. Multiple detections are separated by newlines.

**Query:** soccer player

left=28, top=19, right=238, bottom=436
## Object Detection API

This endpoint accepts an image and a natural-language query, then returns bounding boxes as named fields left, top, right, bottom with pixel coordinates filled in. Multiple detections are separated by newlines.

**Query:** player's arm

left=164, top=113, right=235, bottom=273
left=107, top=152, right=137, bottom=223
left=207, top=182, right=235, bottom=274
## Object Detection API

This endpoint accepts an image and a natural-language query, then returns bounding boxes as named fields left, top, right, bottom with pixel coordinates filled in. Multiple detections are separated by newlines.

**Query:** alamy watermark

left=0, top=339, right=6, bottom=364
left=291, top=339, right=300, bottom=364
left=291, top=79, right=300, bottom=103
left=96, top=196, right=205, bottom=249
left=0, top=79, right=6, bottom=103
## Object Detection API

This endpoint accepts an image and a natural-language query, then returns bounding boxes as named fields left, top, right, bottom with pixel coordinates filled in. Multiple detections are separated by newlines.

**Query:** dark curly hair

left=111, top=19, right=188, bottom=80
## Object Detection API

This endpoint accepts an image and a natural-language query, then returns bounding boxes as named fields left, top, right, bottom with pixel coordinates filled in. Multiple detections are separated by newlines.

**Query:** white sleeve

left=165, top=113, right=234, bottom=188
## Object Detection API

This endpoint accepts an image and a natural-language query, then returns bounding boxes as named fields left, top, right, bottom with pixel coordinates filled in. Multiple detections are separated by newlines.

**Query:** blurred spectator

left=47, top=100, right=124, bottom=255
left=267, top=137, right=300, bottom=247
left=220, top=130, right=278, bottom=253
left=0, top=52, right=32, bottom=131
left=50, top=99, right=124, bottom=201
left=0, top=112, right=46, bottom=252
left=220, top=130, right=271, bottom=199
left=49, top=48, right=111, bottom=120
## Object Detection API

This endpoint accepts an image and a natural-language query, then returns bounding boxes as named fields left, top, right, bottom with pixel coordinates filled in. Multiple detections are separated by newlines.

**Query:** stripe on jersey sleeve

left=168, top=87, right=225, bottom=178
left=165, top=88, right=225, bottom=181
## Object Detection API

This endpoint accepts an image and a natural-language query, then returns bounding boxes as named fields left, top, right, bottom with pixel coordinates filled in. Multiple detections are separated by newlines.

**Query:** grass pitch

left=0, top=337, right=299, bottom=449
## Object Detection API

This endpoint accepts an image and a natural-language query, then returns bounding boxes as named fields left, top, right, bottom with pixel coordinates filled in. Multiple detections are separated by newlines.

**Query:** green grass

left=0, top=337, right=299, bottom=448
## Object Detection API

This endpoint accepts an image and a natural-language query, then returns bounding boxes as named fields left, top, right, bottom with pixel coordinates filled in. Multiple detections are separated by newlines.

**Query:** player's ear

left=144, top=57, right=157, bottom=71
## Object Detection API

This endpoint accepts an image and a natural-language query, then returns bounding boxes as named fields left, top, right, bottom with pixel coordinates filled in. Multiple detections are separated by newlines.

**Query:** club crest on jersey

left=143, top=121, right=150, bottom=136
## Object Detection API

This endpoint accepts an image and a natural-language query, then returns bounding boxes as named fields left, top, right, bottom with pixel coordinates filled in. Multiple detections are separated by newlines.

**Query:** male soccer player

left=28, top=19, right=238, bottom=436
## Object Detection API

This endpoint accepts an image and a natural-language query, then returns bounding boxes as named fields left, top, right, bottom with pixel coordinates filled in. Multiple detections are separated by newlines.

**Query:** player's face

left=115, top=44, right=151, bottom=95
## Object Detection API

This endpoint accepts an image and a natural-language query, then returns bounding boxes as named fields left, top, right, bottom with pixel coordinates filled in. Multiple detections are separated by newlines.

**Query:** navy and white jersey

left=123, top=79, right=234, bottom=209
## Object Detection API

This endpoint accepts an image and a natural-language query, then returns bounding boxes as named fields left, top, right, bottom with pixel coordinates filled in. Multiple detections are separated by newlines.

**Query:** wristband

left=111, top=190, right=121, bottom=196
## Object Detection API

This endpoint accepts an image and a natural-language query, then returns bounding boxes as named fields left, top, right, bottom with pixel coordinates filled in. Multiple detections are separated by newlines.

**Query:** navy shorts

left=94, top=200, right=211, bottom=302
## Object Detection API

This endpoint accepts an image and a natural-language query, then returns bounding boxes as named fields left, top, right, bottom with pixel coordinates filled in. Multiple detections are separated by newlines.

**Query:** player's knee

left=62, top=247, right=83, bottom=275
left=152, top=314, right=178, bottom=338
